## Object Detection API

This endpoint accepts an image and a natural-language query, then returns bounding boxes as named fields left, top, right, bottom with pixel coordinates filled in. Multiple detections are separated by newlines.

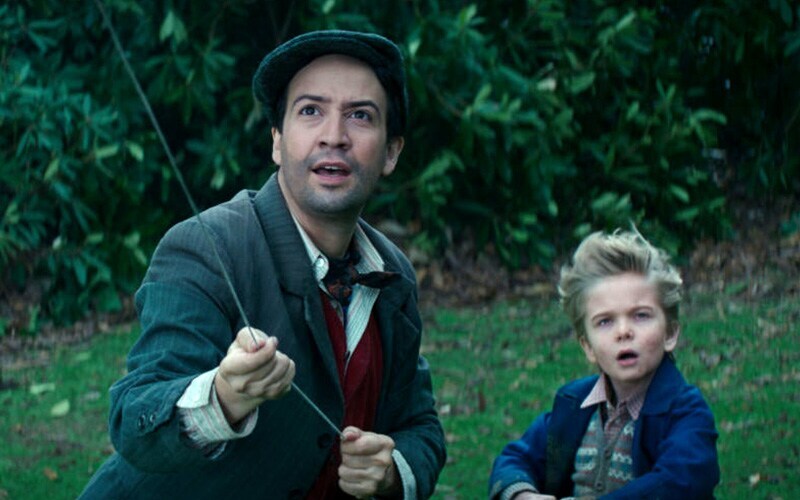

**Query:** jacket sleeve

left=488, top=412, right=549, bottom=499
left=380, top=281, right=447, bottom=500
left=108, top=217, right=239, bottom=472
left=605, top=385, right=720, bottom=499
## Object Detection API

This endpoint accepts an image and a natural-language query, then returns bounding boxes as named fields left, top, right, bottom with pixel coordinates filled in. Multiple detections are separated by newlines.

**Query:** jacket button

left=317, top=433, right=333, bottom=449
left=137, top=414, right=146, bottom=430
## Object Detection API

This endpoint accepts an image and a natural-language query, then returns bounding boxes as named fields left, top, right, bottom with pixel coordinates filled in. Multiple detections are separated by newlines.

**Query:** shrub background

left=1, top=0, right=798, bottom=327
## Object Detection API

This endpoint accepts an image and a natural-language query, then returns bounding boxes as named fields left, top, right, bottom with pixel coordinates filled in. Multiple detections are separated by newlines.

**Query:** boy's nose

left=616, top=321, right=634, bottom=341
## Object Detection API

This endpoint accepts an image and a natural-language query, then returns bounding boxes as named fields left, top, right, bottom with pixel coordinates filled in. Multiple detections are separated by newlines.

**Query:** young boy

left=489, top=229, right=719, bottom=499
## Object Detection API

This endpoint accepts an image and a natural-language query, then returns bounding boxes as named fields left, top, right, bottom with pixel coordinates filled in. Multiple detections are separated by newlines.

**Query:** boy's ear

left=664, top=323, right=680, bottom=353
left=579, top=336, right=597, bottom=364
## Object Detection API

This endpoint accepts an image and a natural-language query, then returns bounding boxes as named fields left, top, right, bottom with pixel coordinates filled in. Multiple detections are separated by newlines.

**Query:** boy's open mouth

left=617, top=350, right=638, bottom=362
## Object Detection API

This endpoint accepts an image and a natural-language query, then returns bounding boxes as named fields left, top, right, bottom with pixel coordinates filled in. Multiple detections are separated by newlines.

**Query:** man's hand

left=339, top=426, right=399, bottom=499
left=214, top=327, right=295, bottom=424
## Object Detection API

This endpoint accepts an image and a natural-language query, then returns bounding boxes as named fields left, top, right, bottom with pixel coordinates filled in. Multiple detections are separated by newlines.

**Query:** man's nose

left=318, top=116, right=350, bottom=149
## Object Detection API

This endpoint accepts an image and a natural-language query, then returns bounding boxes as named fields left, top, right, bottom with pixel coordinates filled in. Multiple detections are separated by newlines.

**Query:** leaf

left=669, top=184, right=690, bottom=203
left=93, top=144, right=120, bottom=160
left=125, top=141, right=144, bottom=162
left=159, top=11, right=176, bottom=42
left=85, top=232, right=104, bottom=245
left=625, top=101, right=640, bottom=121
left=43, top=157, right=60, bottom=181
left=616, top=11, right=637, bottom=30
left=50, top=399, right=70, bottom=417
left=691, top=108, right=727, bottom=125
left=74, top=258, right=87, bottom=286
left=123, top=232, right=141, bottom=248
left=43, top=467, right=58, bottom=481
left=784, top=32, right=800, bottom=57
left=30, top=382, right=56, bottom=395
left=569, top=72, right=595, bottom=94
left=536, top=77, right=557, bottom=92
left=322, top=0, right=336, bottom=15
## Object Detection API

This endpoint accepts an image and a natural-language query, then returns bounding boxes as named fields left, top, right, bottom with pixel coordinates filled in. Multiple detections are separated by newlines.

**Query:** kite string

left=93, top=0, right=343, bottom=438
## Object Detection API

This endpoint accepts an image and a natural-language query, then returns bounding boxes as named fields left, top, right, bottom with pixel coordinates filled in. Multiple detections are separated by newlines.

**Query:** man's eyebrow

left=346, top=100, right=381, bottom=113
left=291, top=94, right=329, bottom=109
left=291, top=95, right=382, bottom=115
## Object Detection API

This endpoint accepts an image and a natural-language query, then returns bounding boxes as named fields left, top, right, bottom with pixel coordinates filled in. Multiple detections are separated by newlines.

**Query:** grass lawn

left=1, top=290, right=797, bottom=498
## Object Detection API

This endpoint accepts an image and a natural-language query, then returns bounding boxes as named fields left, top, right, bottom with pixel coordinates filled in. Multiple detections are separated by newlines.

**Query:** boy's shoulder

left=555, top=373, right=601, bottom=402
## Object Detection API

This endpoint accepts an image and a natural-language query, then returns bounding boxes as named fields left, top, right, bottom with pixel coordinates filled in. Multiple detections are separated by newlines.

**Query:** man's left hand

left=338, top=426, right=400, bottom=499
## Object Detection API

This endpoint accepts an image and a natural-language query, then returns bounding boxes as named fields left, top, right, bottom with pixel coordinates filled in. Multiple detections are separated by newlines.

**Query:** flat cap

left=253, top=30, right=408, bottom=137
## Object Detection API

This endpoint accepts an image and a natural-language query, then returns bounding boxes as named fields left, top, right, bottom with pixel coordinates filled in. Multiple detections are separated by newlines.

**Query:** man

left=80, top=30, right=446, bottom=499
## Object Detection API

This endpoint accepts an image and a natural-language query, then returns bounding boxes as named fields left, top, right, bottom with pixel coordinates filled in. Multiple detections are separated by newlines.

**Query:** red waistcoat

left=306, top=293, right=384, bottom=499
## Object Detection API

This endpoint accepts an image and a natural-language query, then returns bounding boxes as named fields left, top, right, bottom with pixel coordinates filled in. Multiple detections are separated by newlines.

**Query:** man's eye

left=350, top=109, right=372, bottom=121
left=299, top=106, right=318, bottom=116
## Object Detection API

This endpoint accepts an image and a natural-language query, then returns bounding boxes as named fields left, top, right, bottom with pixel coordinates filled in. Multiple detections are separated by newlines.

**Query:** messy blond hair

left=558, top=228, right=683, bottom=341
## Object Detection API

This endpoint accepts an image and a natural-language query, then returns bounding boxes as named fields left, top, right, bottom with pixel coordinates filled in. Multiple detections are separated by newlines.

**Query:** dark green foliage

left=1, top=0, right=797, bottom=326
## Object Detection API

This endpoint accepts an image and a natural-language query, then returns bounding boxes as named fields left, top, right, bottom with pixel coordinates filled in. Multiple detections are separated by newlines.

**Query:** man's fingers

left=340, top=427, right=394, bottom=456
left=249, top=354, right=296, bottom=398
left=341, top=426, right=362, bottom=442
left=235, top=327, right=270, bottom=352
left=224, top=336, right=278, bottom=375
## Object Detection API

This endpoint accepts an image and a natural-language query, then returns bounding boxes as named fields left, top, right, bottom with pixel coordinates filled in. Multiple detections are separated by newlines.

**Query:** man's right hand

left=214, top=327, right=296, bottom=424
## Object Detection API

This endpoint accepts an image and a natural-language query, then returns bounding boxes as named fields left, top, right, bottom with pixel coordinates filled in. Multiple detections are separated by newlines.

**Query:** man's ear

left=382, top=137, right=404, bottom=176
left=271, top=127, right=282, bottom=166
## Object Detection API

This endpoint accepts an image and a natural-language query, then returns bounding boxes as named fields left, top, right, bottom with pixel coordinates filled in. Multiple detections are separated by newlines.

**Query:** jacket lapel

left=250, top=174, right=341, bottom=395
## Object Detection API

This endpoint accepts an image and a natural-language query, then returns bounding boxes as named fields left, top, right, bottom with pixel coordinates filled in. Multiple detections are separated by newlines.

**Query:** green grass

left=1, top=293, right=797, bottom=499
left=0, top=327, right=140, bottom=498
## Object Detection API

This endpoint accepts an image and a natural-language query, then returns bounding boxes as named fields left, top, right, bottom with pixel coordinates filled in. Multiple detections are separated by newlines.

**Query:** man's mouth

left=312, top=161, right=350, bottom=176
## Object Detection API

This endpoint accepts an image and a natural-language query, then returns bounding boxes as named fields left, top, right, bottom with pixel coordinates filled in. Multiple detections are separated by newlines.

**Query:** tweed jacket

left=489, top=358, right=719, bottom=499
left=80, top=173, right=446, bottom=499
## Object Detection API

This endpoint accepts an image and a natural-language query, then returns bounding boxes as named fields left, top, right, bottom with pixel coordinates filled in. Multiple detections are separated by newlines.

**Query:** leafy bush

left=1, top=0, right=797, bottom=327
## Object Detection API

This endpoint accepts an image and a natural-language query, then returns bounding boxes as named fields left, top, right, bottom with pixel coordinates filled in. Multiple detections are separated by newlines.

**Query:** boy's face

left=580, top=272, right=678, bottom=398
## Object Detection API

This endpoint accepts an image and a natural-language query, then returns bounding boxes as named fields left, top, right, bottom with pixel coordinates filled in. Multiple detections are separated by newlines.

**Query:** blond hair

left=558, top=228, right=683, bottom=340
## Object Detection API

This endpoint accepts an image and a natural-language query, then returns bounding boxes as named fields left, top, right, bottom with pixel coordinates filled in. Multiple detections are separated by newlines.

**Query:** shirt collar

left=290, top=215, right=385, bottom=283
left=580, top=373, right=650, bottom=420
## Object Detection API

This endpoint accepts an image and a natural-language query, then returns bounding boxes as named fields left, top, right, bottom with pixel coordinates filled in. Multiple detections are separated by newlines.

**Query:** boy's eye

left=634, top=310, right=652, bottom=320
left=595, top=318, right=611, bottom=328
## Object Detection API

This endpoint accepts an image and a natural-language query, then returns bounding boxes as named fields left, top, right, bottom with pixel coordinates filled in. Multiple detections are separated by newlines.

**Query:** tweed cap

left=253, top=30, right=408, bottom=136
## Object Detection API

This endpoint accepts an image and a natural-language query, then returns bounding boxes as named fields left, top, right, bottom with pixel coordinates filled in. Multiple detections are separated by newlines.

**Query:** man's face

left=272, top=54, right=404, bottom=225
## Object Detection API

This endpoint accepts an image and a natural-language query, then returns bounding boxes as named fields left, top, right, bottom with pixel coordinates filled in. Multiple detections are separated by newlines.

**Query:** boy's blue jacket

left=489, top=357, right=719, bottom=499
